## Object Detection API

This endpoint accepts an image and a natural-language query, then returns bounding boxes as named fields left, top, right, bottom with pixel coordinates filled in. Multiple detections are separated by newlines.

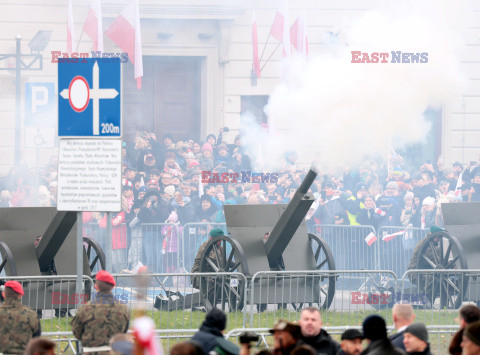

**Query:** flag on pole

left=290, top=9, right=308, bottom=56
left=252, top=9, right=261, bottom=78
left=67, top=0, right=76, bottom=54
left=382, top=229, right=406, bottom=242
left=365, top=232, right=377, bottom=246
left=269, top=0, right=291, bottom=57
left=105, top=0, right=143, bottom=89
left=83, top=0, right=104, bottom=52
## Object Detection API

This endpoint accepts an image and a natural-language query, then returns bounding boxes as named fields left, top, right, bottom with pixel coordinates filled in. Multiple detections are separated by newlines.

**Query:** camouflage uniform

left=71, top=292, right=130, bottom=349
left=0, top=298, right=41, bottom=354
left=191, top=240, right=218, bottom=289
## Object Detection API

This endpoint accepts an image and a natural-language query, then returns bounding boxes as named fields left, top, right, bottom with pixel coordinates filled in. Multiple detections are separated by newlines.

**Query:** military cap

left=5, top=280, right=24, bottom=295
left=96, top=270, right=116, bottom=286
left=210, top=228, right=224, bottom=238
left=269, top=319, right=301, bottom=337
left=429, top=225, right=445, bottom=234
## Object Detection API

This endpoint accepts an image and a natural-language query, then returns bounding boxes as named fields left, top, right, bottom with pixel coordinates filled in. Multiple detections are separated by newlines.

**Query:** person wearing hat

left=361, top=315, right=406, bottom=354
left=461, top=320, right=480, bottom=355
left=109, top=333, right=134, bottom=355
left=390, top=304, right=415, bottom=350
left=71, top=270, right=130, bottom=352
left=269, top=319, right=302, bottom=355
left=191, top=308, right=228, bottom=354
left=190, top=228, right=225, bottom=289
left=0, top=281, right=41, bottom=354
left=298, top=307, right=340, bottom=355
left=338, top=329, right=364, bottom=355
left=403, top=323, right=432, bottom=355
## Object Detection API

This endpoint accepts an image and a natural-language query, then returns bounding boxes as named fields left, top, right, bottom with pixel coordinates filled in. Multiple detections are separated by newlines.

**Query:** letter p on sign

left=32, top=85, right=48, bottom=113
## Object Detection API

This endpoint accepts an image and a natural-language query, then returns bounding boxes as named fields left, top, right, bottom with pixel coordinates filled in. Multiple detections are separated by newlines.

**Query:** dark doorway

left=122, top=56, right=201, bottom=142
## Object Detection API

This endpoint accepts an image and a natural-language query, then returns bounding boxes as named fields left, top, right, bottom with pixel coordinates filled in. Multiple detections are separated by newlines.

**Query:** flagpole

left=259, top=32, right=271, bottom=63
left=75, top=28, right=84, bottom=52
left=260, top=42, right=280, bottom=71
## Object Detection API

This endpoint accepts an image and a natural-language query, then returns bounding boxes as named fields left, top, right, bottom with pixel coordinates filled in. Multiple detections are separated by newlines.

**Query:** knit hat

left=167, top=211, right=178, bottom=223
left=210, top=228, right=224, bottom=238
left=202, top=143, right=213, bottom=152
left=422, top=196, right=436, bottom=206
left=464, top=321, right=480, bottom=346
left=405, top=323, right=429, bottom=343
left=362, top=315, right=387, bottom=341
left=164, top=185, right=175, bottom=197
left=204, top=308, right=227, bottom=331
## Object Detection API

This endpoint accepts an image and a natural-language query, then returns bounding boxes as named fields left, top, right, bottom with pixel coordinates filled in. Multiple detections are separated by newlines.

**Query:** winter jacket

left=191, top=324, right=223, bottom=355
left=299, top=329, right=340, bottom=355
left=361, top=338, right=406, bottom=355
left=390, top=331, right=406, bottom=350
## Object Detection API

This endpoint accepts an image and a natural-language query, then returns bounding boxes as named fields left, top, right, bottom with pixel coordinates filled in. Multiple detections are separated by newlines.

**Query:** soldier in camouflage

left=191, top=228, right=224, bottom=289
left=0, top=280, right=41, bottom=354
left=71, top=270, right=129, bottom=352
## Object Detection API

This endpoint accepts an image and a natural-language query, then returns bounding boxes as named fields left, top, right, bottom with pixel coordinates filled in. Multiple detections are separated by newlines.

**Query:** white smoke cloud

left=242, top=0, right=468, bottom=171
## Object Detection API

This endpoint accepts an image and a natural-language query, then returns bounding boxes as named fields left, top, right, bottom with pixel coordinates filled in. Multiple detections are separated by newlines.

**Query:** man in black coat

left=403, top=323, right=432, bottom=355
left=361, top=315, right=406, bottom=355
left=298, top=307, right=340, bottom=355
left=191, top=308, right=227, bottom=355
left=390, top=304, right=415, bottom=350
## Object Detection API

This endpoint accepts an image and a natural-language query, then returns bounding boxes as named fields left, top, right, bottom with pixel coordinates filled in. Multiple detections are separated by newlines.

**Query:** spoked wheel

left=0, top=241, right=17, bottom=276
left=83, top=237, right=106, bottom=274
left=199, top=236, right=249, bottom=312
left=412, top=231, right=468, bottom=309
left=308, top=233, right=336, bottom=309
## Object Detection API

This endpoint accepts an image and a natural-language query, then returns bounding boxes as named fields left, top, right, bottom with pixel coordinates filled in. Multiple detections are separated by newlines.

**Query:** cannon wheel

left=412, top=231, right=468, bottom=309
left=199, top=235, right=249, bottom=312
left=0, top=241, right=17, bottom=276
left=308, top=233, right=336, bottom=309
left=83, top=237, right=106, bottom=274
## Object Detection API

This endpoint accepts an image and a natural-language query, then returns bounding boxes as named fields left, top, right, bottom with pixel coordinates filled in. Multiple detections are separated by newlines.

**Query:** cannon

left=0, top=207, right=106, bottom=313
left=406, top=202, right=480, bottom=309
left=197, top=169, right=336, bottom=311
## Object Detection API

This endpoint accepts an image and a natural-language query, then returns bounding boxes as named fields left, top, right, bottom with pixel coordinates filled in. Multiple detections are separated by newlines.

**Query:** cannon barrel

left=264, top=168, right=317, bottom=267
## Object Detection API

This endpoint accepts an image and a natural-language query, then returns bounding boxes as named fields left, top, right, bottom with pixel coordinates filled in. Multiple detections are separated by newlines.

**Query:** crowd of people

left=3, top=272, right=480, bottom=354
left=1, top=129, right=480, bottom=273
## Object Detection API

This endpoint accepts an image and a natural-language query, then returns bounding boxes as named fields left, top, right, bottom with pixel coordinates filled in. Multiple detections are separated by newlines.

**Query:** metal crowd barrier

left=111, top=272, right=248, bottom=329
left=309, top=225, right=378, bottom=271
left=248, top=270, right=398, bottom=329
left=0, top=275, right=94, bottom=333
left=378, top=226, right=428, bottom=277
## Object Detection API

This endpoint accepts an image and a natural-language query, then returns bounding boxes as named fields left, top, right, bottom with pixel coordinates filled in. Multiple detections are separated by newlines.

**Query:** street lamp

left=0, top=30, right=52, bottom=166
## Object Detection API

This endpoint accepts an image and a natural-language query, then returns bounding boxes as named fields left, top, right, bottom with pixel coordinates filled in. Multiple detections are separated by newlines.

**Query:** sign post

left=57, top=58, right=122, bottom=297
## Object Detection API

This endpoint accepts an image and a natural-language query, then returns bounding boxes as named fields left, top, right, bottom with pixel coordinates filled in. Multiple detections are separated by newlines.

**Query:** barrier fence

left=2, top=270, right=476, bottom=353
left=84, top=222, right=432, bottom=278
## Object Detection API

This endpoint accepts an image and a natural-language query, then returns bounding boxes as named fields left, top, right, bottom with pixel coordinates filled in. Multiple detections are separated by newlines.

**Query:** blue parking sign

left=25, top=82, right=56, bottom=127
left=58, top=58, right=121, bottom=137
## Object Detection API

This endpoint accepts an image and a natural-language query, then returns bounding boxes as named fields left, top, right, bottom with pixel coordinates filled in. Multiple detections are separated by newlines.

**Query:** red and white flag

left=382, top=229, right=406, bottom=242
left=105, top=0, right=143, bottom=89
left=365, top=232, right=377, bottom=246
left=83, top=0, right=104, bottom=52
left=252, top=9, right=261, bottom=78
left=67, top=0, right=76, bottom=54
left=290, top=9, right=308, bottom=56
left=269, top=0, right=291, bottom=57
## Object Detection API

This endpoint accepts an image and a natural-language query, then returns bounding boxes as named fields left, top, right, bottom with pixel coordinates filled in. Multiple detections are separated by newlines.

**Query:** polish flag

left=83, top=0, right=104, bottom=52
left=365, top=232, right=377, bottom=246
left=105, top=0, right=143, bottom=89
left=290, top=9, right=308, bottom=56
left=252, top=8, right=261, bottom=78
left=382, top=230, right=406, bottom=242
left=269, top=0, right=291, bottom=57
left=67, top=0, right=75, bottom=54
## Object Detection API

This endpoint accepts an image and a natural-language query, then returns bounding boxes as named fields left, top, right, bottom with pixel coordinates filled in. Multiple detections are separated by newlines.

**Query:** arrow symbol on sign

left=60, top=61, right=119, bottom=135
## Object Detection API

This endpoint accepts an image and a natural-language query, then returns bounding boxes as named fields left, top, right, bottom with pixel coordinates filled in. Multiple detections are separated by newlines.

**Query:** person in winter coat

left=191, top=308, right=227, bottom=354
left=356, top=196, right=384, bottom=230
left=361, top=315, right=406, bottom=355
left=298, top=307, right=340, bottom=355
left=449, top=304, right=480, bottom=355
left=160, top=211, right=182, bottom=273
left=403, top=323, right=432, bottom=355
left=197, top=194, right=218, bottom=222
